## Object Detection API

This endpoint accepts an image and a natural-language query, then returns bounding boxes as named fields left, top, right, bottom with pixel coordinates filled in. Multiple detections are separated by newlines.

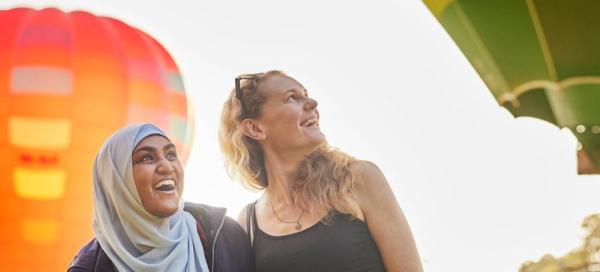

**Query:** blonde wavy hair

left=218, top=70, right=360, bottom=216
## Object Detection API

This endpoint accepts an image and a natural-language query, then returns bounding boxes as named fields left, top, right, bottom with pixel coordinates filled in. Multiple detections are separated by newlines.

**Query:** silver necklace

left=270, top=201, right=305, bottom=230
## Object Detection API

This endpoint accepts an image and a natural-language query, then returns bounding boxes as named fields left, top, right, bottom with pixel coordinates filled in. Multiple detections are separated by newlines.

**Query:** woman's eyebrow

left=284, top=88, right=308, bottom=96
left=163, top=143, right=176, bottom=151
left=133, top=146, right=156, bottom=154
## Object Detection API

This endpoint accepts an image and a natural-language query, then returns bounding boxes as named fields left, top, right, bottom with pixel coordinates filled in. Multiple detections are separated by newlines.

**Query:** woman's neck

left=262, top=147, right=306, bottom=205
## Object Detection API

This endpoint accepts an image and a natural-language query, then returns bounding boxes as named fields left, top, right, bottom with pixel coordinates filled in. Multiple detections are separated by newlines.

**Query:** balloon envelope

left=0, top=7, right=194, bottom=270
left=424, top=0, right=600, bottom=174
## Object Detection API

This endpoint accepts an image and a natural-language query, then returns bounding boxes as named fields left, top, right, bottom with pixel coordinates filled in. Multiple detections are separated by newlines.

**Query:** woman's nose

left=156, top=157, right=175, bottom=174
left=304, top=97, right=318, bottom=111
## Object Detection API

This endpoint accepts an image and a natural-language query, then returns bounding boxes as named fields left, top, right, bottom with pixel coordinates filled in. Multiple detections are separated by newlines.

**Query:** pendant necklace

left=270, top=201, right=305, bottom=230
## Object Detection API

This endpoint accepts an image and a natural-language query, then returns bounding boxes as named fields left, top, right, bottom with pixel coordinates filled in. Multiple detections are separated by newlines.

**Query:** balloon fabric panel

left=424, top=0, right=600, bottom=174
left=0, top=7, right=194, bottom=271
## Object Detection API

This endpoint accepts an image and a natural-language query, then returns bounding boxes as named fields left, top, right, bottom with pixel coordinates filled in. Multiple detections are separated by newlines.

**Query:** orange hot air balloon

left=0, top=7, right=194, bottom=271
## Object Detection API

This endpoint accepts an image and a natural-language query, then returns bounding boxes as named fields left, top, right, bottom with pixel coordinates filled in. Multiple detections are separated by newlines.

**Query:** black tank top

left=249, top=203, right=386, bottom=272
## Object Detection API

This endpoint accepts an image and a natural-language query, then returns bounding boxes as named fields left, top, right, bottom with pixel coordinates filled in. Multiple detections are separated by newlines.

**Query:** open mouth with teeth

left=154, top=179, right=176, bottom=192
left=300, top=117, right=319, bottom=127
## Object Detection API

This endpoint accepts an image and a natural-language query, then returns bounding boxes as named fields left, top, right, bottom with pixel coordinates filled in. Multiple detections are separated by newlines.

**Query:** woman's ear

left=241, top=119, right=266, bottom=141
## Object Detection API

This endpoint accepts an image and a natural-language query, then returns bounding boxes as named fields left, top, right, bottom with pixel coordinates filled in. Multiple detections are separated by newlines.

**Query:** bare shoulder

left=349, top=160, right=389, bottom=193
left=349, top=160, right=379, bottom=172
left=349, top=160, right=399, bottom=212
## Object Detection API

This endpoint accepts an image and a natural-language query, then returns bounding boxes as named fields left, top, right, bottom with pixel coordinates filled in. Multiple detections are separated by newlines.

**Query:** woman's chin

left=312, top=133, right=326, bottom=145
left=144, top=197, right=181, bottom=218
left=151, top=205, right=179, bottom=218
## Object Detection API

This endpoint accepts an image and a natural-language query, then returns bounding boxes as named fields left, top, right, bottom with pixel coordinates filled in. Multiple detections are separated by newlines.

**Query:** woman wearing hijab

left=68, top=123, right=253, bottom=272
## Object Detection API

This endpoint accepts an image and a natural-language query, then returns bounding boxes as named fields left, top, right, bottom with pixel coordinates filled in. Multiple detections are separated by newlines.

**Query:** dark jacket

left=68, top=202, right=254, bottom=272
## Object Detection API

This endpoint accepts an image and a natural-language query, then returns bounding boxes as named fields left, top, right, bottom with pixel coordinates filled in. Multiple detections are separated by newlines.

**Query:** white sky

left=3, top=0, right=600, bottom=271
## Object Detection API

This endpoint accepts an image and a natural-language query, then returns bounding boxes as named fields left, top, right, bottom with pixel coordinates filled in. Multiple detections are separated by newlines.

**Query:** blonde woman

left=219, top=71, right=423, bottom=272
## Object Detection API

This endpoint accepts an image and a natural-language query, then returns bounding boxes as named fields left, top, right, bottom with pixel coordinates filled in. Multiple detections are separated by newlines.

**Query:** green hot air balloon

left=424, top=0, right=600, bottom=174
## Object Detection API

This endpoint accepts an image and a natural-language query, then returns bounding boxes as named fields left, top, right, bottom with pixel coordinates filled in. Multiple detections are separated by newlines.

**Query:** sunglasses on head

left=234, top=73, right=264, bottom=118
left=234, top=73, right=264, bottom=99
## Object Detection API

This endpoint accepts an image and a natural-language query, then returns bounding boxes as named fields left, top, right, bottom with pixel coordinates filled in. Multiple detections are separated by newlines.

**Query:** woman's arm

left=353, top=161, right=423, bottom=272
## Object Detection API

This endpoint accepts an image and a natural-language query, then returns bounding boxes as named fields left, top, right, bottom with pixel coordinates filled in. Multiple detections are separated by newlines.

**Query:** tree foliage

left=520, top=214, right=600, bottom=272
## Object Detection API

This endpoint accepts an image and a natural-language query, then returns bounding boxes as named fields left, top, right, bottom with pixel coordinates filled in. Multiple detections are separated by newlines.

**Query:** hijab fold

left=93, top=123, right=208, bottom=272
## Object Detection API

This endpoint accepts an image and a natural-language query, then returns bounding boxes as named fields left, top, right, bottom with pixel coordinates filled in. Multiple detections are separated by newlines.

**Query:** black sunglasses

left=235, top=73, right=264, bottom=99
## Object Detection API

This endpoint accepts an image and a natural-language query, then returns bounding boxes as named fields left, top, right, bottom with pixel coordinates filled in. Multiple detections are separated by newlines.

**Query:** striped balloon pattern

left=0, top=7, right=194, bottom=271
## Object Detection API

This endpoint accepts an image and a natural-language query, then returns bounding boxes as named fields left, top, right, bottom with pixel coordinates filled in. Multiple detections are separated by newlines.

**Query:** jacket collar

left=183, top=202, right=227, bottom=241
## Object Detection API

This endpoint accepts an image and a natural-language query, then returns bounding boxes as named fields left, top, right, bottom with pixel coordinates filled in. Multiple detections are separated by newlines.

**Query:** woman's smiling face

left=132, top=135, right=183, bottom=218
left=254, top=74, right=325, bottom=153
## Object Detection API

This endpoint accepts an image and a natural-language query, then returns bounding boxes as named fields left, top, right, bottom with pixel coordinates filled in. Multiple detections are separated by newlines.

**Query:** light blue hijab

left=92, top=123, right=208, bottom=272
